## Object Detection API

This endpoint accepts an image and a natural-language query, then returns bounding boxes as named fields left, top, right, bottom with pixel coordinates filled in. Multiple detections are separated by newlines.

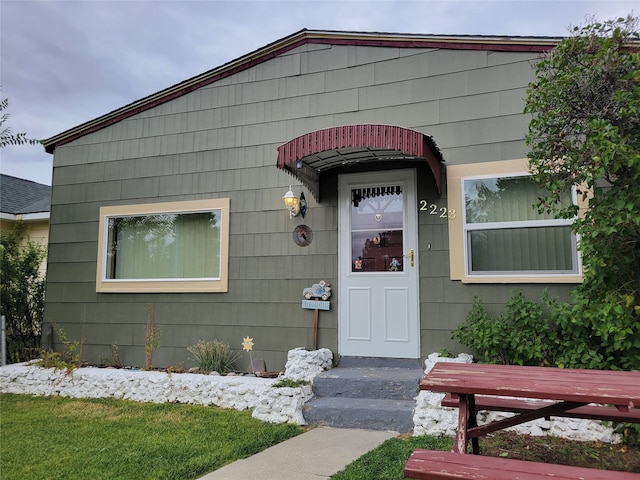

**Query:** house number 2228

left=419, top=200, right=456, bottom=219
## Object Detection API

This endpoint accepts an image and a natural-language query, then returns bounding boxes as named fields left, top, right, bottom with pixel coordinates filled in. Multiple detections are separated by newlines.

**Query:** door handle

left=404, top=249, right=414, bottom=267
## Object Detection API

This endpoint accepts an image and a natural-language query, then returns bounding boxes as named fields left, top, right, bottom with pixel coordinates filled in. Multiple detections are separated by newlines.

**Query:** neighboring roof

left=0, top=174, right=52, bottom=216
left=43, top=29, right=562, bottom=153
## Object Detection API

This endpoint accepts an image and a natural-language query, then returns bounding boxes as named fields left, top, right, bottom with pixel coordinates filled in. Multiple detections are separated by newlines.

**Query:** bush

left=452, top=289, right=640, bottom=371
left=452, top=291, right=557, bottom=366
left=504, top=291, right=556, bottom=367
left=451, top=297, right=510, bottom=364
left=0, top=222, right=46, bottom=363
left=523, top=15, right=640, bottom=373
left=550, top=292, right=640, bottom=371
left=187, top=339, right=240, bottom=374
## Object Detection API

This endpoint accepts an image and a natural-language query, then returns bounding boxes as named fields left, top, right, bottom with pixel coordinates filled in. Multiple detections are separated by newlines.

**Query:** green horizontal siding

left=46, top=43, right=572, bottom=369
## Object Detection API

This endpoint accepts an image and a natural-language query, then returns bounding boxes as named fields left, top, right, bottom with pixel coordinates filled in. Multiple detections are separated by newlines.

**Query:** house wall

left=1, top=218, right=49, bottom=276
left=45, top=43, right=575, bottom=369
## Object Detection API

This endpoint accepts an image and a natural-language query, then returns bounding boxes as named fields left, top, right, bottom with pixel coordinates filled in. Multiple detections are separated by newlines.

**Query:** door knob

left=404, top=249, right=414, bottom=267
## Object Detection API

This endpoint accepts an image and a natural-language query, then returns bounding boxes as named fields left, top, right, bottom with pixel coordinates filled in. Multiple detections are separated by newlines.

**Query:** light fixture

left=283, top=185, right=300, bottom=218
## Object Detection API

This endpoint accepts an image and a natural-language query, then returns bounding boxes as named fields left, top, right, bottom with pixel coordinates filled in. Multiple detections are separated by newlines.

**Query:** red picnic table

left=420, top=362, right=640, bottom=455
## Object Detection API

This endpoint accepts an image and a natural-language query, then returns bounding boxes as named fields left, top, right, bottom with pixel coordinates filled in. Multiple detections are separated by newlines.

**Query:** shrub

left=550, top=292, right=640, bottom=371
left=523, top=15, right=640, bottom=373
left=453, top=289, right=640, bottom=371
left=188, top=339, right=240, bottom=374
left=0, top=221, right=46, bottom=363
left=504, top=291, right=556, bottom=367
left=452, top=291, right=557, bottom=366
left=451, top=297, right=510, bottom=364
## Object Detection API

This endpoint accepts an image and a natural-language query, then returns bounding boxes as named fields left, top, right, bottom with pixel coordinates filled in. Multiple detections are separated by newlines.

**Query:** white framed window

left=464, top=174, right=578, bottom=276
left=447, top=159, right=583, bottom=283
left=96, top=199, right=230, bottom=292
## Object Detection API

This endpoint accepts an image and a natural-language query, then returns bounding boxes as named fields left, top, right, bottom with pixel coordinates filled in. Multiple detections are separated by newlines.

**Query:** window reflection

left=351, top=186, right=404, bottom=272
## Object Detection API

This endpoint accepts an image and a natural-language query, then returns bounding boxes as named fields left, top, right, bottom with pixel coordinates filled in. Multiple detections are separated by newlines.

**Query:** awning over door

left=276, top=124, right=443, bottom=200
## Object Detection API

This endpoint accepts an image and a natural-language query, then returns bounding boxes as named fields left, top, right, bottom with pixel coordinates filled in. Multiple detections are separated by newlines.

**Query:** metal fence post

left=1, top=315, right=6, bottom=366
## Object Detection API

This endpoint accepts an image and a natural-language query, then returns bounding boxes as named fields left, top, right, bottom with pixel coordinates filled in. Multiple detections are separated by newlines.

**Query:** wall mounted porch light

left=283, top=185, right=300, bottom=218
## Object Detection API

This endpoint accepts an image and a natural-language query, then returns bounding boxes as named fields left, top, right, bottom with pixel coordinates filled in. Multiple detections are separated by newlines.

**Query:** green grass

left=331, top=435, right=452, bottom=479
left=0, top=393, right=302, bottom=480
left=332, top=431, right=640, bottom=478
left=6, top=394, right=638, bottom=480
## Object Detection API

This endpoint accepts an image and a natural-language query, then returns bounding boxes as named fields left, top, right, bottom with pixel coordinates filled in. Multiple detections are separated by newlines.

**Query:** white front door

left=338, top=169, right=420, bottom=359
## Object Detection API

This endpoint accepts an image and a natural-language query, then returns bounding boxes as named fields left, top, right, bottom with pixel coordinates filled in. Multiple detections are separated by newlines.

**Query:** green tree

left=0, top=222, right=46, bottom=363
left=0, top=97, right=41, bottom=147
left=524, top=15, right=640, bottom=370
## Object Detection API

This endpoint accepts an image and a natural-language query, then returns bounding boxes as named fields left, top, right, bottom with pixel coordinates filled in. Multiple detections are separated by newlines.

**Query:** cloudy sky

left=1, top=0, right=636, bottom=185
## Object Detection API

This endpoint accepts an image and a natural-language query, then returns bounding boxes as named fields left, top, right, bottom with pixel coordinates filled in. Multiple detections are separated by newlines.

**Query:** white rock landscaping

left=0, top=348, right=623, bottom=443
left=283, top=347, right=334, bottom=381
left=0, top=347, right=333, bottom=425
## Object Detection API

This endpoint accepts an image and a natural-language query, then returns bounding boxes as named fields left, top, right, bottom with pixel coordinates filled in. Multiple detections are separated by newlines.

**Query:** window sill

left=459, top=275, right=583, bottom=284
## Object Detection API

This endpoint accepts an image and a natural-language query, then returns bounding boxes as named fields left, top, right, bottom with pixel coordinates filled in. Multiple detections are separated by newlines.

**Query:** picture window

left=96, top=199, right=229, bottom=292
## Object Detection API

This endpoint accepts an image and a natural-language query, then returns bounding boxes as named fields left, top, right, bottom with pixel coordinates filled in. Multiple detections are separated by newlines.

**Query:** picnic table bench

left=404, top=363, right=640, bottom=479
left=440, top=392, right=640, bottom=423
left=404, top=449, right=639, bottom=479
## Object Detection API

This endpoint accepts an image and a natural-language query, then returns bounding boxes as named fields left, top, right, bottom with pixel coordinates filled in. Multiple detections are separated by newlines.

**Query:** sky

left=1, top=0, right=637, bottom=186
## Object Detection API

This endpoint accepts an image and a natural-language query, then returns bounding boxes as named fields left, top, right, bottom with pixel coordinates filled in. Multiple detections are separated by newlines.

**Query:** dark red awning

left=276, top=124, right=443, bottom=200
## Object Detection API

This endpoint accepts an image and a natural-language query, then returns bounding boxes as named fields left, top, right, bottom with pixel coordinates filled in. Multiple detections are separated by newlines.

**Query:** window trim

left=96, top=198, right=230, bottom=293
left=447, top=159, right=583, bottom=284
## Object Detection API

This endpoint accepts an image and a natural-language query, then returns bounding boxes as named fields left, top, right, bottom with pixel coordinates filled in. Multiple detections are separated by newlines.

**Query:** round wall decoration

left=293, top=225, right=313, bottom=246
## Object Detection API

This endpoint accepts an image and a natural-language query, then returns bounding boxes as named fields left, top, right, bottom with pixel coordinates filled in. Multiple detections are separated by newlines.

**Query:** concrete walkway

left=197, top=427, right=397, bottom=480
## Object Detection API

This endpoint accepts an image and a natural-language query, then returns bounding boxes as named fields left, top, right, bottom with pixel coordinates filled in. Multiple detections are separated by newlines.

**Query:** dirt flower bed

left=480, top=431, right=640, bottom=473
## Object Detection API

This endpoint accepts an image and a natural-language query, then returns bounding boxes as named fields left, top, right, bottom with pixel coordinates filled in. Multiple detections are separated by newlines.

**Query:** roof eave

left=0, top=212, right=50, bottom=221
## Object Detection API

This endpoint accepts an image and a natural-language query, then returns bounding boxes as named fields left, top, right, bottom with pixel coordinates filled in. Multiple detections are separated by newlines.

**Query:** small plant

left=38, top=323, right=84, bottom=372
left=187, top=339, right=240, bottom=374
left=164, top=364, right=186, bottom=376
left=143, top=304, right=160, bottom=371
left=272, top=378, right=310, bottom=388
left=615, top=423, right=640, bottom=447
left=109, top=343, right=123, bottom=368
left=100, top=343, right=124, bottom=368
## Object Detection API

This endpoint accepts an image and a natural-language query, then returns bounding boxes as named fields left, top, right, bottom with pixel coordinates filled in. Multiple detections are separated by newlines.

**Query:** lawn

left=0, top=394, right=302, bottom=480
left=332, top=431, right=640, bottom=479
left=4, top=393, right=639, bottom=480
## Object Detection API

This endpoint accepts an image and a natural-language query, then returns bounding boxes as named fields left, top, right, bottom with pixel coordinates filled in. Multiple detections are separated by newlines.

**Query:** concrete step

left=312, top=367, right=424, bottom=401
left=303, top=396, right=416, bottom=433
left=304, top=362, right=425, bottom=432
left=338, top=356, right=422, bottom=369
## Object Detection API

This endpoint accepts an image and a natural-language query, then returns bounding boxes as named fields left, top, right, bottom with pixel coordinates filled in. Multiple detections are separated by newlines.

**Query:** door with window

left=338, top=170, right=420, bottom=358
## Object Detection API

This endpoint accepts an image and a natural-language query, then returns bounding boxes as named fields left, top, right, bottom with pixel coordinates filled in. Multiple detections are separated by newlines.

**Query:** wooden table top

left=420, top=362, right=640, bottom=408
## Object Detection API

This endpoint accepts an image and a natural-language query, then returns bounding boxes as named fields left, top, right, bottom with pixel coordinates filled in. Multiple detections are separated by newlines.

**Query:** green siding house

left=42, top=30, right=582, bottom=370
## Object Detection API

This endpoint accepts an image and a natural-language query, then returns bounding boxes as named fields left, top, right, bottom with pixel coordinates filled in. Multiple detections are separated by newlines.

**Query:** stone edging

left=0, top=349, right=623, bottom=442
left=0, top=347, right=333, bottom=425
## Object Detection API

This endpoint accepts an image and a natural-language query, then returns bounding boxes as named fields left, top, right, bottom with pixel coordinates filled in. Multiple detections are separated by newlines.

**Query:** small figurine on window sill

left=389, top=258, right=401, bottom=271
